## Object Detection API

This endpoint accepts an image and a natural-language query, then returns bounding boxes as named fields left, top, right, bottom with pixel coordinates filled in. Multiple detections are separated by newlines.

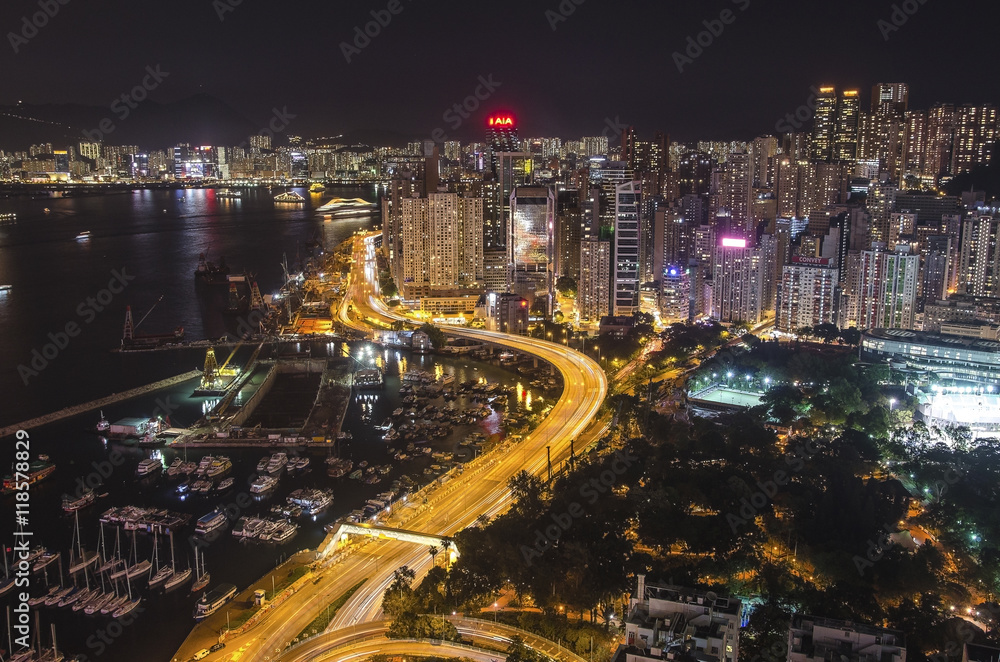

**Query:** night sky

left=2, top=0, right=999, bottom=143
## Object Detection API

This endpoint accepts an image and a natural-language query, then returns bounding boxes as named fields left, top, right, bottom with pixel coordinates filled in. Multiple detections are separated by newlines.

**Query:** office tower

left=711, top=237, right=766, bottom=325
left=924, top=104, right=956, bottom=181
left=487, top=114, right=519, bottom=175
left=952, top=105, right=998, bottom=174
left=509, top=186, right=555, bottom=310
left=555, top=187, right=582, bottom=280
left=653, top=206, right=687, bottom=282
left=660, top=266, right=691, bottom=322
left=855, top=245, right=920, bottom=329
left=811, top=87, right=837, bottom=161
left=613, top=181, right=642, bottom=315
left=833, top=90, right=860, bottom=162
left=579, top=237, right=611, bottom=322
left=776, top=257, right=840, bottom=333
left=959, top=215, right=1000, bottom=297
left=490, top=151, right=532, bottom=254
left=921, top=235, right=952, bottom=301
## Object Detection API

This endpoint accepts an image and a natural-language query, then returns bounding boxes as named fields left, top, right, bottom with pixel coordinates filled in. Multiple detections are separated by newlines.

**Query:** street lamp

left=889, top=397, right=896, bottom=410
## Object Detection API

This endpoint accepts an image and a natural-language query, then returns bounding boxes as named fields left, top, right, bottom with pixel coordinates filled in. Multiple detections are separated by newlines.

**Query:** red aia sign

left=489, top=116, right=514, bottom=127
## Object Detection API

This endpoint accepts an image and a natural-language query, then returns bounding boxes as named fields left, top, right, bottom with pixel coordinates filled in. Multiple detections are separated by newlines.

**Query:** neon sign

left=721, top=237, right=747, bottom=248
left=489, top=116, right=515, bottom=127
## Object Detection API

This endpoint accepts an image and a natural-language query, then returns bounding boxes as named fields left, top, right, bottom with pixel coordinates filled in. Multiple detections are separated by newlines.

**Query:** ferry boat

left=136, top=458, right=162, bottom=477
left=194, top=583, right=237, bottom=620
left=315, top=197, right=378, bottom=218
left=273, top=191, right=306, bottom=204
left=265, top=453, right=288, bottom=475
left=76, top=230, right=91, bottom=240
left=270, top=521, right=298, bottom=543
left=2, top=459, right=56, bottom=493
left=216, top=477, right=235, bottom=492
left=195, top=508, right=228, bottom=535
left=250, top=475, right=278, bottom=494
left=308, top=182, right=326, bottom=193
left=205, top=456, right=232, bottom=478
left=256, top=456, right=269, bottom=473
left=0, top=285, right=10, bottom=293
left=216, top=188, right=243, bottom=199
left=0, top=212, right=16, bottom=225
left=287, top=488, right=333, bottom=515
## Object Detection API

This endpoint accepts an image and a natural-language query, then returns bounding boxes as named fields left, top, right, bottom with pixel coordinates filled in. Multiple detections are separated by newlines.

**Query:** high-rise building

left=613, top=181, right=642, bottom=315
left=751, top=135, right=778, bottom=189
left=487, top=114, right=520, bottom=175
left=811, top=87, right=838, bottom=161
left=924, top=104, right=956, bottom=181
left=776, top=256, right=840, bottom=333
left=581, top=136, right=609, bottom=158
left=660, top=265, right=692, bottom=323
left=493, top=151, right=532, bottom=252
left=854, top=245, right=919, bottom=329
left=579, top=237, right=611, bottom=322
left=952, top=104, right=997, bottom=174
left=719, top=150, right=753, bottom=239
left=509, top=186, right=555, bottom=310
left=921, top=234, right=953, bottom=301
left=711, top=237, right=767, bottom=325
left=959, top=215, right=1000, bottom=297
left=555, top=187, right=582, bottom=280
left=833, top=89, right=861, bottom=162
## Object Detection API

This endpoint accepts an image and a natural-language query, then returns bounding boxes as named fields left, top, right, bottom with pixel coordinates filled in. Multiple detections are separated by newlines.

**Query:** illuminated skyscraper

left=952, top=104, right=997, bottom=174
left=711, top=237, right=767, bottom=325
left=509, top=186, right=555, bottom=310
left=776, top=257, right=839, bottom=333
left=833, top=89, right=860, bottom=162
left=487, top=113, right=519, bottom=175
left=613, top=181, right=641, bottom=316
left=854, top=245, right=919, bottom=330
left=579, top=237, right=611, bottom=322
left=811, top=87, right=837, bottom=161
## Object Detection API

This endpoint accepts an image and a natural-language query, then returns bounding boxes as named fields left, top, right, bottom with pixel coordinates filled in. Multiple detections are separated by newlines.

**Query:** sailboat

left=147, top=529, right=173, bottom=588
left=124, top=532, right=151, bottom=582
left=163, top=530, right=192, bottom=591
left=191, top=546, right=210, bottom=592
left=85, top=571, right=113, bottom=615
left=70, top=568, right=94, bottom=611
left=68, top=510, right=99, bottom=574
left=96, top=524, right=122, bottom=576
left=112, top=562, right=141, bottom=618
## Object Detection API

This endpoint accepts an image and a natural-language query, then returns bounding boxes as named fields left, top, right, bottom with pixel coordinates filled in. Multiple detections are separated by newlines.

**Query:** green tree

left=418, top=323, right=447, bottom=349
left=382, top=566, right=419, bottom=618
left=556, top=276, right=577, bottom=297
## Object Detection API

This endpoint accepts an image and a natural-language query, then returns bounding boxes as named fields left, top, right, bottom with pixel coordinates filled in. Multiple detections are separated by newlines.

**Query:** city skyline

left=3, top=0, right=1000, bottom=142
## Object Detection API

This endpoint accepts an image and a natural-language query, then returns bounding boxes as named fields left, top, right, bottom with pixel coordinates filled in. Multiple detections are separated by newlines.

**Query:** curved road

left=173, top=233, right=607, bottom=662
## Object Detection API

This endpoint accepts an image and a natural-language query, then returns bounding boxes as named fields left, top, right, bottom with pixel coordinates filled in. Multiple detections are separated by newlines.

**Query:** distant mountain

left=0, top=94, right=260, bottom=151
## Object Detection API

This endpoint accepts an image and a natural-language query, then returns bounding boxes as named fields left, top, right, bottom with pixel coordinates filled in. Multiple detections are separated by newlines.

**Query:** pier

left=0, top=370, right=202, bottom=439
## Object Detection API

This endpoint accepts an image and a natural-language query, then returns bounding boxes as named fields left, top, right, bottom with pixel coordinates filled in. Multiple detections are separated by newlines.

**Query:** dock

left=0, top=370, right=203, bottom=439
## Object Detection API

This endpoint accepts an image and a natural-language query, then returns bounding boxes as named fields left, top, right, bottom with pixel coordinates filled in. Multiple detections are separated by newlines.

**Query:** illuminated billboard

left=489, top=115, right=515, bottom=128
left=721, top=237, right=747, bottom=248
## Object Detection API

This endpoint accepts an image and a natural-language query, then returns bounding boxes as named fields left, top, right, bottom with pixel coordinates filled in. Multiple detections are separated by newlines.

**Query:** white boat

left=195, top=508, right=228, bottom=535
left=163, top=530, right=192, bottom=591
left=191, top=546, right=210, bottom=592
left=76, top=230, right=91, bottom=240
left=193, top=583, right=237, bottom=620
left=147, top=530, right=173, bottom=588
left=96, top=410, right=110, bottom=432
left=265, top=452, right=288, bottom=475
left=250, top=475, right=278, bottom=494
left=136, top=458, right=162, bottom=477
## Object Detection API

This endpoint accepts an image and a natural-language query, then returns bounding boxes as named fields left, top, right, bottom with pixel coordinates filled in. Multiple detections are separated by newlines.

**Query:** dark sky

left=3, top=0, right=999, bottom=143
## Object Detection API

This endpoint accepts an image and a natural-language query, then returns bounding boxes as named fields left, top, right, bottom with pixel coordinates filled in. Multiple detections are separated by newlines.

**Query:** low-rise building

left=475, top=293, right=529, bottom=335
left=616, top=576, right=741, bottom=662
left=788, top=614, right=905, bottom=662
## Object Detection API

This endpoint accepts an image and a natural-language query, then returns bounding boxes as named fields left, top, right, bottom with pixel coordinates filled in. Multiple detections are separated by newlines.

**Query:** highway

left=173, top=233, right=607, bottom=662
left=279, top=617, right=589, bottom=662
